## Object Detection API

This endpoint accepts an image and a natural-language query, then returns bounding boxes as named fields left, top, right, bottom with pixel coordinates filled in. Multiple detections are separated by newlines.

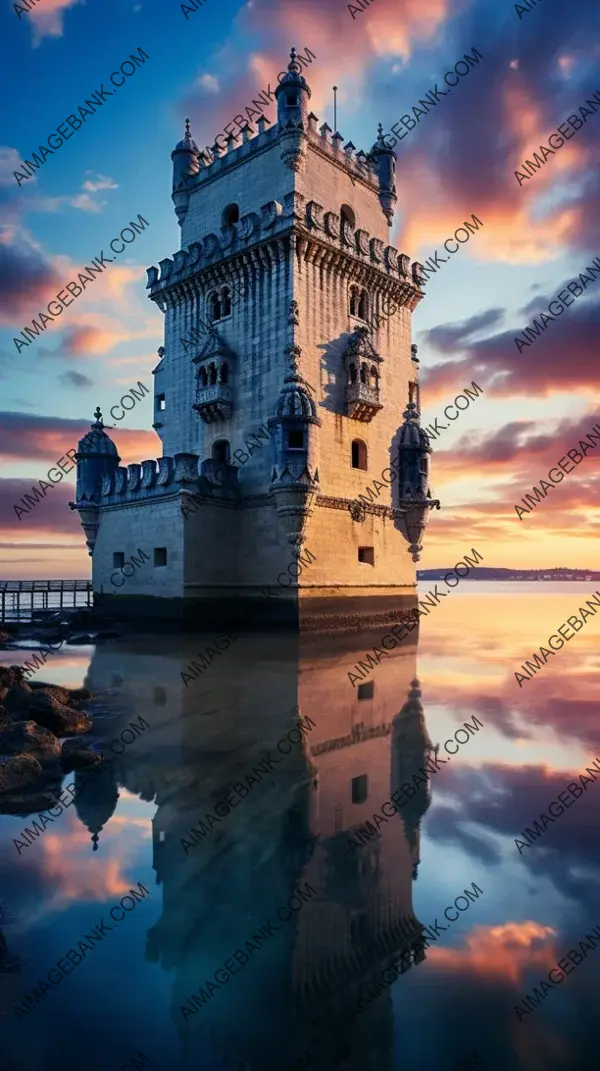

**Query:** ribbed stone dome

left=77, top=408, right=119, bottom=458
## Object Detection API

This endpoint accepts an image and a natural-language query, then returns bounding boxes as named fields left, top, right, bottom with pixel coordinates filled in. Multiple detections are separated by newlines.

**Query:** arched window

left=351, top=439, right=368, bottom=470
left=358, top=289, right=368, bottom=320
left=360, top=364, right=367, bottom=384
left=349, top=362, right=357, bottom=384
left=221, top=287, right=232, bottom=317
left=286, top=92, right=299, bottom=107
left=220, top=362, right=229, bottom=385
left=209, top=363, right=217, bottom=385
left=370, top=365, right=378, bottom=385
left=349, top=285, right=359, bottom=317
left=341, top=204, right=356, bottom=228
left=222, top=203, right=239, bottom=227
left=208, top=292, right=220, bottom=322
left=212, top=439, right=230, bottom=464
left=200, top=367, right=208, bottom=387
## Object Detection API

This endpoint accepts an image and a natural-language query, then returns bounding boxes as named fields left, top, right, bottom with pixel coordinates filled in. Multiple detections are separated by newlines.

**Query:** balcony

left=193, top=384, right=233, bottom=423
left=346, top=381, right=383, bottom=422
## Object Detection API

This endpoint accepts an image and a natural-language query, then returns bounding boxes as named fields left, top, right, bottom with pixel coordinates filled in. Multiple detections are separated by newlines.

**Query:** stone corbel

left=140, top=460, right=157, bottom=489
left=306, top=200, right=324, bottom=230
left=127, top=464, right=141, bottom=492
left=412, top=261, right=426, bottom=287
left=220, top=226, right=236, bottom=252
left=324, top=211, right=340, bottom=239
left=398, top=253, right=411, bottom=278
left=370, top=238, right=385, bottom=264
left=186, top=241, right=203, bottom=269
left=172, top=250, right=188, bottom=275
left=146, top=266, right=159, bottom=288
left=354, top=228, right=371, bottom=256
left=157, top=457, right=174, bottom=485
left=261, top=201, right=283, bottom=229
left=238, top=212, right=261, bottom=242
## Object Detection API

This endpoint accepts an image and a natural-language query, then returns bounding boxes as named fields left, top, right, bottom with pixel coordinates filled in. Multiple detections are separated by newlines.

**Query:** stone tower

left=73, top=48, right=438, bottom=626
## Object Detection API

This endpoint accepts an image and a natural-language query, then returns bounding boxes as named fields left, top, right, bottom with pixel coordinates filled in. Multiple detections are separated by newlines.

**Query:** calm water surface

left=1, top=582, right=599, bottom=1071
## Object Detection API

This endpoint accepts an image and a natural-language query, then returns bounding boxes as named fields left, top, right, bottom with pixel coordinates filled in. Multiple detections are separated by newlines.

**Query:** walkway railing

left=0, top=580, right=93, bottom=623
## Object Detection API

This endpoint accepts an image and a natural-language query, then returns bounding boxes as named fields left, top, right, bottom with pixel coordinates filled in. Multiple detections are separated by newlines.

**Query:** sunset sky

left=1, top=0, right=599, bottom=578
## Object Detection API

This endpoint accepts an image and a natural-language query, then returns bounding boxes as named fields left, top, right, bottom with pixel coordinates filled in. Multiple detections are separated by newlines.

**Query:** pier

left=0, top=580, right=92, bottom=624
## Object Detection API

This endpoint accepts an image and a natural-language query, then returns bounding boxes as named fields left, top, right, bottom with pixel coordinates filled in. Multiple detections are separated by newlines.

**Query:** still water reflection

left=1, top=583, right=600, bottom=1071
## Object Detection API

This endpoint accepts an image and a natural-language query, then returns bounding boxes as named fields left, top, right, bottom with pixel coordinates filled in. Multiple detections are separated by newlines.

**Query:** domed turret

left=396, top=400, right=440, bottom=561
left=269, top=345, right=320, bottom=550
left=276, top=48, right=311, bottom=171
left=369, top=123, right=397, bottom=226
left=171, top=118, right=200, bottom=225
left=75, top=407, right=120, bottom=504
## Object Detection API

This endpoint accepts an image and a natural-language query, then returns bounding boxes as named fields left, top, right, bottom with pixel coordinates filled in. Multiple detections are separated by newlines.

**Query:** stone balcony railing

left=346, top=382, right=383, bottom=422
left=193, top=384, right=233, bottom=423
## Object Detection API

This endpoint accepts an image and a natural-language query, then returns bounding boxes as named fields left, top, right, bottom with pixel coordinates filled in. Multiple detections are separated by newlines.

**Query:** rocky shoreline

left=0, top=665, right=100, bottom=808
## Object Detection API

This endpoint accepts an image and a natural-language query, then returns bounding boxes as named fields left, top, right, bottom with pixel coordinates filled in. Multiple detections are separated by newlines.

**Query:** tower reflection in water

left=78, top=621, right=431, bottom=1071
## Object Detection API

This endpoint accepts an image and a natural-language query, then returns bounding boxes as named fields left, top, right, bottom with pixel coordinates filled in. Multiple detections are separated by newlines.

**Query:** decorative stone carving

left=288, top=300, right=299, bottom=326
left=324, top=211, right=340, bottom=239
left=370, top=238, right=385, bottom=263
left=146, top=266, right=159, bottom=288
left=385, top=246, right=399, bottom=272
left=354, top=229, right=371, bottom=256
left=220, top=226, right=236, bottom=252
left=127, top=464, right=141, bottom=492
left=261, top=201, right=282, bottom=229
left=186, top=241, right=203, bottom=267
left=158, top=259, right=173, bottom=282
left=140, top=460, right=157, bottom=489
left=306, top=200, right=324, bottom=230
left=398, top=253, right=411, bottom=278
left=280, top=124, right=308, bottom=173
left=157, top=457, right=174, bottom=485
left=341, top=219, right=355, bottom=248
left=174, top=453, right=199, bottom=483
left=172, top=250, right=188, bottom=274
left=412, top=261, right=426, bottom=286
left=348, top=500, right=366, bottom=522
left=283, top=191, right=306, bottom=220
left=113, top=467, right=127, bottom=494
left=202, top=233, right=221, bottom=258
left=238, top=212, right=261, bottom=242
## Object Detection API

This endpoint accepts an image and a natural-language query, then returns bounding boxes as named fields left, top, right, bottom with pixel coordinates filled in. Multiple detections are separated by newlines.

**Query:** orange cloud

left=426, top=921, right=557, bottom=984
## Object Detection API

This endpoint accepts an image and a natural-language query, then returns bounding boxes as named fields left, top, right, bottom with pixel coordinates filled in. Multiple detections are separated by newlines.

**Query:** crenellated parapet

left=147, top=194, right=425, bottom=313
left=96, top=452, right=204, bottom=506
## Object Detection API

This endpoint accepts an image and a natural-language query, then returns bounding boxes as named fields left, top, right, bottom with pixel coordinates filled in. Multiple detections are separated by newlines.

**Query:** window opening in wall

left=358, top=547, right=375, bottom=565
left=222, top=204, right=240, bottom=227
left=112, top=552, right=125, bottom=569
left=154, top=548, right=167, bottom=567
left=287, top=429, right=305, bottom=449
left=157, top=394, right=166, bottom=411
left=154, top=686, right=167, bottom=705
left=357, top=681, right=374, bottom=700
left=351, top=774, right=368, bottom=804
left=212, top=440, right=230, bottom=464
left=351, top=439, right=367, bottom=470
left=341, top=204, right=356, bottom=227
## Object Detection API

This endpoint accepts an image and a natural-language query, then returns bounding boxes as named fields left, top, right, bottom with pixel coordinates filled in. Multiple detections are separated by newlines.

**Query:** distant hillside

left=417, top=568, right=600, bottom=581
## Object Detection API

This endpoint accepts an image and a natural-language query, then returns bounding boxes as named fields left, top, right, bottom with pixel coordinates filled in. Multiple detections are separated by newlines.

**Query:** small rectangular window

left=409, top=381, right=420, bottom=409
left=159, top=830, right=165, bottom=843
left=287, top=429, right=305, bottom=449
left=351, top=774, right=368, bottom=804
left=113, top=552, right=125, bottom=569
left=357, top=681, right=374, bottom=700
left=358, top=547, right=374, bottom=565
left=157, top=394, right=166, bottom=411
left=154, top=547, right=167, bottom=567
left=154, top=686, right=167, bottom=705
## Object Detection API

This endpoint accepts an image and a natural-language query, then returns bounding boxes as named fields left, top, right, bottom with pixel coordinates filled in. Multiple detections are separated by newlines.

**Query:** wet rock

left=61, top=739, right=103, bottom=773
left=0, top=754, right=42, bottom=795
left=66, top=634, right=93, bottom=645
left=25, top=692, right=92, bottom=736
left=0, top=667, right=23, bottom=690
left=0, top=720, right=61, bottom=764
left=28, top=683, right=78, bottom=707
left=69, top=687, right=93, bottom=703
left=0, top=630, right=13, bottom=646
left=2, top=682, right=34, bottom=715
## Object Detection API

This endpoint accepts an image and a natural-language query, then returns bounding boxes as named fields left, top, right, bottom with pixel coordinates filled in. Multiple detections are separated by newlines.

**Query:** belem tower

left=71, top=49, right=439, bottom=629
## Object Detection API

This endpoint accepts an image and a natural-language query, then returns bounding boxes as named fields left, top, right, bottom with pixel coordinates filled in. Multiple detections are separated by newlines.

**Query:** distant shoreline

left=417, top=570, right=600, bottom=582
